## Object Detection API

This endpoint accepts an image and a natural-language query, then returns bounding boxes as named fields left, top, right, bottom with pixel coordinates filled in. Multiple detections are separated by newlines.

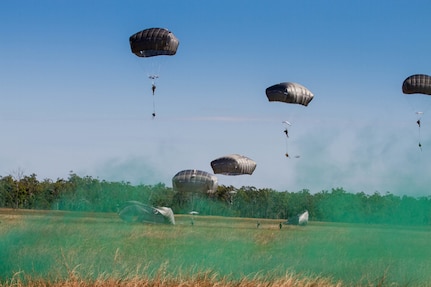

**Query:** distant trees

left=0, top=172, right=430, bottom=225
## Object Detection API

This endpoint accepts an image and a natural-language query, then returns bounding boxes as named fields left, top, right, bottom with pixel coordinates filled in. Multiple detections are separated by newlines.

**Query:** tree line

left=0, top=172, right=430, bottom=225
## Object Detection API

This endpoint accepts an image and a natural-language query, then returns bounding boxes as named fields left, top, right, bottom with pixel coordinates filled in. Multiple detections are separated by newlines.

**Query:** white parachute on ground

left=298, top=210, right=309, bottom=225
left=118, top=201, right=175, bottom=225
left=285, top=210, right=309, bottom=226
left=172, top=169, right=218, bottom=194
left=210, top=154, right=257, bottom=176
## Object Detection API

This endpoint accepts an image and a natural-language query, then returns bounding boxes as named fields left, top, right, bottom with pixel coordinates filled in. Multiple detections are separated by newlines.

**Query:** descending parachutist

left=283, top=128, right=289, bottom=138
left=149, top=75, right=158, bottom=96
left=130, top=28, right=178, bottom=122
left=416, top=115, right=422, bottom=150
left=151, top=82, right=156, bottom=117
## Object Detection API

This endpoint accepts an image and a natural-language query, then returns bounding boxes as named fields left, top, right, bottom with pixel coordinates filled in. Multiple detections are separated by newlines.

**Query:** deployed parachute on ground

left=285, top=210, right=309, bottom=226
left=118, top=201, right=175, bottom=225
left=402, top=74, right=431, bottom=150
left=129, top=27, right=179, bottom=118
left=266, top=82, right=314, bottom=106
left=210, top=154, right=257, bottom=176
left=172, top=169, right=218, bottom=194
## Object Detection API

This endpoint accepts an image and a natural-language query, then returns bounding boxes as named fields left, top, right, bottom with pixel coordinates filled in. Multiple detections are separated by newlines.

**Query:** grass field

left=1, top=208, right=431, bottom=286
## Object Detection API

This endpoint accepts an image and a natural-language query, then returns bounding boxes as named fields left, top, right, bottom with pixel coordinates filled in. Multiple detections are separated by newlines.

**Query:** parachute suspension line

left=285, top=137, right=289, bottom=158
left=152, top=94, right=156, bottom=119
left=282, top=121, right=291, bottom=158
left=417, top=112, right=423, bottom=151
left=144, top=57, right=160, bottom=119
left=149, top=75, right=159, bottom=119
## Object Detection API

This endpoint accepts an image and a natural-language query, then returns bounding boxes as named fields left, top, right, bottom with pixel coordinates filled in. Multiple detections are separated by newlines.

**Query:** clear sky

left=1, top=0, right=431, bottom=196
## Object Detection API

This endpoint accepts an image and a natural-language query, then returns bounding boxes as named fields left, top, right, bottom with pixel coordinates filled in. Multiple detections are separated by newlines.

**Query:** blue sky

left=1, top=0, right=431, bottom=196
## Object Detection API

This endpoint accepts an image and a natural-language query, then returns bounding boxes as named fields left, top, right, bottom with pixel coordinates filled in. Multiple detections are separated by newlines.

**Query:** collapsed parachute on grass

left=266, top=82, right=314, bottom=106
left=210, top=154, right=257, bottom=175
left=129, top=28, right=179, bottom=58
left=118, top=201, right=175, bottom=225
left=402, top=74, right=431, bottom=95
left=172, top=169, right=218, bottom=194
left=285, top=210, right=309, bottom=226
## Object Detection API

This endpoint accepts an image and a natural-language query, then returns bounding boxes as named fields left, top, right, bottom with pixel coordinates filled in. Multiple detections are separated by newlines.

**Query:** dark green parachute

left=172, top=169, right=218, bottom=194
left=266, top=82, right=314, bottom=106
left=402, top=74, right=431, bottom=95
left=210, top=154, right=257, bottom=175
left=129, top=28, right=179, bottom=58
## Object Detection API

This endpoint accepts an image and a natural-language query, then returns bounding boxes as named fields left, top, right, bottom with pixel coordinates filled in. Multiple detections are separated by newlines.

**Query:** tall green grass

left=1, top=209, right=431, bottom=286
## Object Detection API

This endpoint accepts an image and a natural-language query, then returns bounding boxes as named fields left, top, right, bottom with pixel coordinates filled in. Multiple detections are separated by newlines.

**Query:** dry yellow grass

left=2, top=270, right=342, bottom=287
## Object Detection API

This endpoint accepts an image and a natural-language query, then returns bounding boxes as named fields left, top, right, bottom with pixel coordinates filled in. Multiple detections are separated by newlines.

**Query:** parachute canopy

left=266, top=82, right=314, bottom=106
left=129, top=28, right=179, bottom=58
left=210, top=154, right=257, bottom=175
left=118, top=201, right=175, bottom=225
left=172, top=169, right=218, bottom=194
left=402, top=74, right=431, bottom=95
